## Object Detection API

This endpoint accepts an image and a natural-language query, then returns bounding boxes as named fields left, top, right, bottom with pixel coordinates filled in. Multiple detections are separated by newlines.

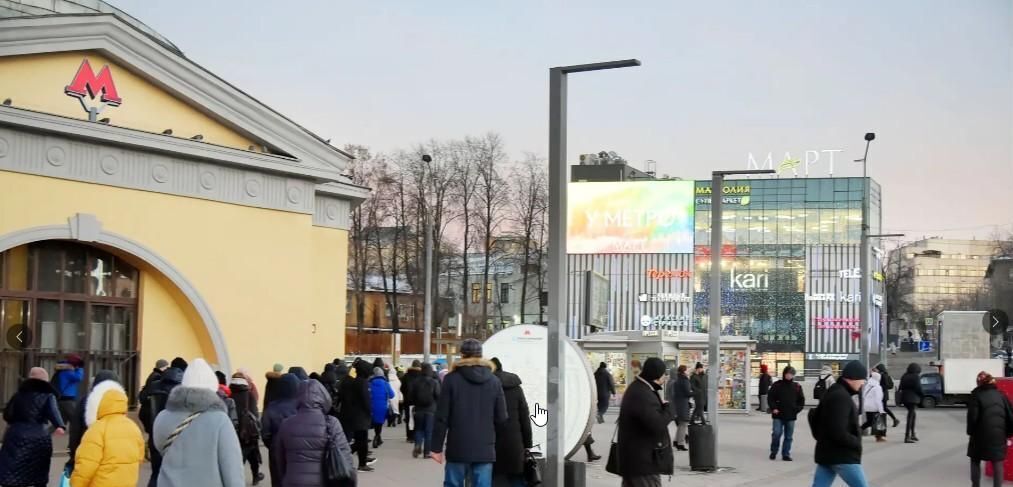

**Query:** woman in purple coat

left=276, top=380, right=356, bottom=487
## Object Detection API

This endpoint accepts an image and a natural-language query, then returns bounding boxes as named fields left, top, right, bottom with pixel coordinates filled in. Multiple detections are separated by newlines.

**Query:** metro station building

left=0, top=2, right=367, bottom=402
left=568, top=166, right=886, bottom=378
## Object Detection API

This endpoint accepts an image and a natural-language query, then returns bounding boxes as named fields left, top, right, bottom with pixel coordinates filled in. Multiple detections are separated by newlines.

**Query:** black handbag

left=605, top=422, right=621, bottom=476
left=323, top=420, right=356, bottom=486
left=524, top=451, right=542, bottom=486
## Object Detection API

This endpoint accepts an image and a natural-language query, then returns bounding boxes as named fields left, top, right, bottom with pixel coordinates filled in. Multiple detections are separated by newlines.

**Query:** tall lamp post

left=707, top=169, right=773, bottom=467
left=422, top=154, right=434, bottom=364
left=547, top=59, right=640, bottom=487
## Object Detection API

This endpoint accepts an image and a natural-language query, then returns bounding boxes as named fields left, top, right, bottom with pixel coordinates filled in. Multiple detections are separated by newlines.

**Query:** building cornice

left=0, top=14, right=354, bottom=173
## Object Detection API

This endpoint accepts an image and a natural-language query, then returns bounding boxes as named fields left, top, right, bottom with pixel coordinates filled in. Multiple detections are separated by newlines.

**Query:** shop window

left=471, top=283, right=481, bottom=303
left=500, top=283, right=510, bottom=304
left=487, top=283, right=493, bottom=301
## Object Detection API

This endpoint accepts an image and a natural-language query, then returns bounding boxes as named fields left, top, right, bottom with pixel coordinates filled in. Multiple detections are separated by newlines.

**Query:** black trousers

left=352, top=429, right=369, bottom=467
left=691, top=397, right=707, bottom=422
left=147, top=435, right=162, bottom=487
left=904, top=403, right=917, bottom=438
left=971, top=459, right=1004, bottom=487
left=882, top=396, right=897, bottom=421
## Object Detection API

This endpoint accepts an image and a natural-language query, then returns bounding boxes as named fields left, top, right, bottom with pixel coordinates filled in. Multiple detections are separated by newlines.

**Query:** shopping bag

left=872, top=413, right=887, bottom=437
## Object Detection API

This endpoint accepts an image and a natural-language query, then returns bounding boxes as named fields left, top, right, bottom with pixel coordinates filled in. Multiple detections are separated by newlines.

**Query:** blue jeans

left=770, top=418, right=795, bottom=457
left=445, top=462, right=493, bottom=487
left=812, top=464, right=869, bottom=487
left=414, top=412, right=435, bottom=454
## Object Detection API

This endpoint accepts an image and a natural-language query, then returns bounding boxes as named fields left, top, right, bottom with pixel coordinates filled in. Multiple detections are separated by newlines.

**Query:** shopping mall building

left=0, top=2, right=367, bottom=402
left=567, top=167, right=886, bottom=377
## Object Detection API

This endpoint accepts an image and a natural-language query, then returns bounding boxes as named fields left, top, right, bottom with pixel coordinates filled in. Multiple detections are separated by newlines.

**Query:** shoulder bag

left=323, top=418, right=356, bottom=486
left=605, top=419, right=621, bottom=476
left=161, top=411, right=202, bottom=452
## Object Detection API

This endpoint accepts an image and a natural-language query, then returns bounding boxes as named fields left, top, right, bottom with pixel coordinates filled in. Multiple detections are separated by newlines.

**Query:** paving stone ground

left=41, top=407, right=973, bottom=486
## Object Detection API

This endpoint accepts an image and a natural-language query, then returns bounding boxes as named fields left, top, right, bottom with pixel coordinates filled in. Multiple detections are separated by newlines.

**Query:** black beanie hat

left=170, top=357, right=188, bottom=371
left=695, top=362, right=704, bottom=370
left=640, top=357, right=667, bottom=382
left=842, top=360, right=868, bottom=380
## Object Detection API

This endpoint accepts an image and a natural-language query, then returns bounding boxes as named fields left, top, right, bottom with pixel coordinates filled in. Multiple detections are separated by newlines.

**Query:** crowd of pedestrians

left=5, top=348, right=1013, bottom=487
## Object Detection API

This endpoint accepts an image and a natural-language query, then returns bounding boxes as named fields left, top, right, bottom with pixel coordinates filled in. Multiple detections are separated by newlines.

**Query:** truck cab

left=918, top=372, right=943, bottom=408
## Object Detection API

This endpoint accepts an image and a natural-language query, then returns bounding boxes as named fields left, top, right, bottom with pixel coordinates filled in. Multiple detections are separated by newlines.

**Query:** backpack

left=813, top=375, right=829, bottom=400
left=238, top=410, right=261, bottom=444
left=807, top=403, right=822, bottom=440
left=880, top=373, right=894, bottom=391
left=412, top=378, right=436, bottom=408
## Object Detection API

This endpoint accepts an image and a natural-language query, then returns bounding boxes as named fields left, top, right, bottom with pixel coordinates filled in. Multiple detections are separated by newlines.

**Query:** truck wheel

left=921, top=397, right=937, bottom=409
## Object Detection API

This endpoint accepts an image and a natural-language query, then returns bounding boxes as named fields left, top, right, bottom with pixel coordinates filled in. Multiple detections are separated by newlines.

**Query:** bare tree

left=345, top=144, right=381, bottom=333
left=884, top=249, right=916, bottom=332
left=473, top=133, right=509, bottom=332
left=452, top=140, right=483, bottom=331
left=508, top=154, right=548, bottom=324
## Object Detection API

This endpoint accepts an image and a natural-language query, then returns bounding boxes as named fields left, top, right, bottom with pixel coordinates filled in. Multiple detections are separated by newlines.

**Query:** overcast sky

left=111, top=1, right=1012, bottom=240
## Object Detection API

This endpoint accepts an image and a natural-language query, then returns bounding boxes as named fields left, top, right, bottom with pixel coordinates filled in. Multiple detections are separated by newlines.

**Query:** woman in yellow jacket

left=70, top=380, right=145, bottom=487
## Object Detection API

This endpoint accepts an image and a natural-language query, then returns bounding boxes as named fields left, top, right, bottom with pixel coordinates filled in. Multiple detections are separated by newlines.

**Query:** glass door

left=0, top=298, right=29, bottom=407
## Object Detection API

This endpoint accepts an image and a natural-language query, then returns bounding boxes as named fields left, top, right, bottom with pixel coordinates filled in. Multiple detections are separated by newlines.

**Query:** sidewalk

left=41, top=408, right=971, bottom=486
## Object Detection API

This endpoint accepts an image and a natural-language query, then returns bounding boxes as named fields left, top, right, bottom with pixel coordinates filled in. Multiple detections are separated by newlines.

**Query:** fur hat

left=461, top=338, right=483, bottom=358
left=181, top=358, right=218, bottom=392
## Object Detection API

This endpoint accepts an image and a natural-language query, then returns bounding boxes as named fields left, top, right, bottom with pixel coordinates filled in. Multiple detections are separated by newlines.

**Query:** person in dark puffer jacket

left=0, top=367, right=66, bottom=487
left=767, top=366, right=804, bottom=461
left=897, top=362, right=924, bottom=443
left=400, top=360, right=423, bottom=441
left=276, top=380, right=356, bottom=487
left=262, top=373, right=300, bottom=487
left=230, top=375, right=264, bottom=485
left=810, top=361, right=867, bottom=487
left=431, top=339, right=508, bottom=487
left=967, top=371, right=1013, bottom=487
left=339, top=361, right=374, bottom=471
left=490, top=357, right=533, bottom=487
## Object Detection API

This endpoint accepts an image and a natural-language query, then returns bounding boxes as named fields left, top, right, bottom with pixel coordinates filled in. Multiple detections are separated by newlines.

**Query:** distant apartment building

left=889, top=239, right=1000, bottom=321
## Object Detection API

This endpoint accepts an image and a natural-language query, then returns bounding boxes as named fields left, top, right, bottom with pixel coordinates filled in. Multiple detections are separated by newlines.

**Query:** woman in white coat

left=387, top=370, right=402, bottom=427
left=861, top=371, right=886, bottom=442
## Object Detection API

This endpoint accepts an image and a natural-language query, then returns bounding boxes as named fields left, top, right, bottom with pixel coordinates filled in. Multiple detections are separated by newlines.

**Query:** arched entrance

left=0, top=241, right=139, bottom=404
left=0, top=214, right=231, bottom=405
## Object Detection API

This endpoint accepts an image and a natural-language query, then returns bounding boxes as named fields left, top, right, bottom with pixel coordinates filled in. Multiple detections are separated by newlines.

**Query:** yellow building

left=0, top=1, right=368, bottom=402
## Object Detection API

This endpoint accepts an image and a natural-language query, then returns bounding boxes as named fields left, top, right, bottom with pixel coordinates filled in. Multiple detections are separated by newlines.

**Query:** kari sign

left=567, top=181, right=695, bottom=254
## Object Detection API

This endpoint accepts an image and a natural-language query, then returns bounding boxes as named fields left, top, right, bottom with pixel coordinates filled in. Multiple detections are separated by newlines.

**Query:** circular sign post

left=483, top=325, right=595, bottom=459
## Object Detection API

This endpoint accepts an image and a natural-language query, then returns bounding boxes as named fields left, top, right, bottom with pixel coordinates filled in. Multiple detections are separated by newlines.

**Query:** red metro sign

left=65, top=59, right=122, bottom=120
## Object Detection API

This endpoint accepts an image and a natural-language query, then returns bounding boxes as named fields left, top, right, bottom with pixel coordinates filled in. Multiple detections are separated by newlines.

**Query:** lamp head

left=421, top=154, right=432, bottom=163
left=864, top=133, right=876, bottom=142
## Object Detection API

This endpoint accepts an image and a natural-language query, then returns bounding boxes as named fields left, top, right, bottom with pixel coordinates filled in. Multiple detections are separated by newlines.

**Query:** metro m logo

left=65, top=59, right=122, bottom=120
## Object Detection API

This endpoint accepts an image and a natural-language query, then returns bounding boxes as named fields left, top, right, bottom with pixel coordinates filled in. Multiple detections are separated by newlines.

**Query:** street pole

left=422, top=154, right=434, bottom=364
left=424, top=215, right=433, bottom=364
left=859, top=133, right=874, bottom=368
left=547, top=59, right=639, bottom=487
left=708, top=169, right=774, bottom=468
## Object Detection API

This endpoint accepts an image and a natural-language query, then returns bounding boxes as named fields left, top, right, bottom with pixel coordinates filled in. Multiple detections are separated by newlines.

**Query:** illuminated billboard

left=567, top=181, right=695, bottom=254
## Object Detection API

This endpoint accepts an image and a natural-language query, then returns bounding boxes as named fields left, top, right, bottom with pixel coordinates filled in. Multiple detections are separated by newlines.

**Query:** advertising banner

left=567, top=181, right=695, bottom=254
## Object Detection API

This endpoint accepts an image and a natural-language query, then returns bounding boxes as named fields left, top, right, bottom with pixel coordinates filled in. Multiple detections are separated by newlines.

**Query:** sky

left=111, top=1, right=1013, bottom=241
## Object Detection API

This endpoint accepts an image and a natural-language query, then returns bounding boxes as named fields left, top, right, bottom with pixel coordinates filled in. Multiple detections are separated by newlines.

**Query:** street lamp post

left=547, top=59, right=640, bottom=487
left=858, top=133, right=875, bottom=368
left=422, top=154, right=434, bottom=364
left=708, top=169, right=773, bottom=467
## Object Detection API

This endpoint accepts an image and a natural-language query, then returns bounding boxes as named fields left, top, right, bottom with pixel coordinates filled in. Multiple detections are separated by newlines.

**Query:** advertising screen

left=567, top=181, right=695, bottom=254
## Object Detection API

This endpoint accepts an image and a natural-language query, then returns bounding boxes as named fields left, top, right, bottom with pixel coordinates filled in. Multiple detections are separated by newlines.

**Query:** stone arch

left=0, top=213, right=230, bottom=372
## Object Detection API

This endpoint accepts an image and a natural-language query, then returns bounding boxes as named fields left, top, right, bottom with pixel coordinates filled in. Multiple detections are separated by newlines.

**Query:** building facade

left=0, top=3, right=366, bottom=402
left=566, top=176, right=885, bottom=376
left=888, top=239, right=1000, bottom=324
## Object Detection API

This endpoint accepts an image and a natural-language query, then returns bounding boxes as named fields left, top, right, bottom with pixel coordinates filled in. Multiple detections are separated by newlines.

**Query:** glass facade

left=691, top=177, right=882, bottom=373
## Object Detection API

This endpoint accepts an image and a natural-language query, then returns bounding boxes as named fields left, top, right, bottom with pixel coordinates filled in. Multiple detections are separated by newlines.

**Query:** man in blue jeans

left=431, top=338, right=508, bottom=487
left=811, top=360, right=869, bottom=487
left=767, top=365, right=804, bottom=461
left=411, top=362, right=441, bottom=458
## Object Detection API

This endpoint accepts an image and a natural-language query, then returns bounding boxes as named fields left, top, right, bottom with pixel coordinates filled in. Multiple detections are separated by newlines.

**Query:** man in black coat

left=490, top=357, right=533, bottom=486
left=667, top=365, right=692, bottom=451
left=139, top=366, right=183, bottom=487
left=401, top=360, right=423, bottom=441
left=897, top=362, right=924, bottom=443
left=616, top=357, right=673, bottom=487
left=141, top=359, right=168, bottom=393
left=594, top=362, right=616, bottom=424
left=810, top=361, right=868, bottom=487
left=431, top=339, right=508, bottom=487
left=689, top=362, right=707, bottom=423
left=967, top=371, right=1013, bottom=487
left=767, top=366, right=804, bottom=461
left=338, top=361, right=375, bottom=471
left=410, top=362, right=441, bottom=458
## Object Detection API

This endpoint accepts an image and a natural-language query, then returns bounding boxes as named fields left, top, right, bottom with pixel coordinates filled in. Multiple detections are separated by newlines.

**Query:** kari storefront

left=578, top=330, right=755, bottom=412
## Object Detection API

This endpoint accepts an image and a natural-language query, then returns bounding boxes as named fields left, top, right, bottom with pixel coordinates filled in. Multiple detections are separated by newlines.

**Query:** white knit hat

left=181, top=358, right=218, bottom=392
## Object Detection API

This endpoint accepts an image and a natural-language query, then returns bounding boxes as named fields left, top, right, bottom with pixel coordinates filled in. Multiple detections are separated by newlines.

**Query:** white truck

left=918, top=358, right=1004, bottom=407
